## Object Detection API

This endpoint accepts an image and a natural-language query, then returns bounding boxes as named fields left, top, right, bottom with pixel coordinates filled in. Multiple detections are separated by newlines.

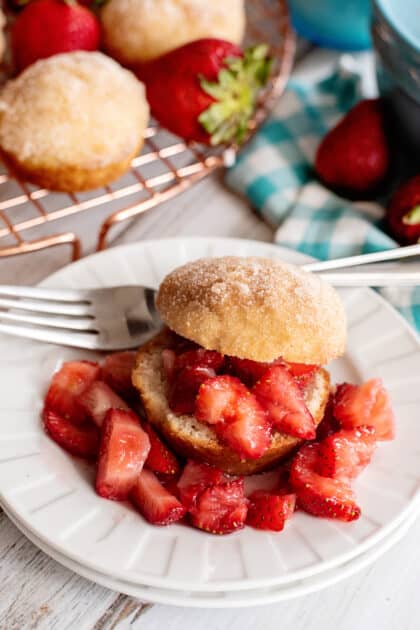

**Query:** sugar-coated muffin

left=101, top=0, right=246, bottom=66
left=0, top=51, right=149, bottom=192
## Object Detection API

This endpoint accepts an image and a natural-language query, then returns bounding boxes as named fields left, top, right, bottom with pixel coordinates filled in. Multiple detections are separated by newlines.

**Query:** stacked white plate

left=0, top=238, right=419, bottom=608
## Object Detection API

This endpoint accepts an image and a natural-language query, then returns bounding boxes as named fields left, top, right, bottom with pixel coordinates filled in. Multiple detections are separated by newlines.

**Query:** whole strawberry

left=12, top=0, right=100, bottom=72
left=386, top=175, right=420, bottom=244
left=135, top=38, right=272, bottom=145
left=315, top=99, right=390, bottom=195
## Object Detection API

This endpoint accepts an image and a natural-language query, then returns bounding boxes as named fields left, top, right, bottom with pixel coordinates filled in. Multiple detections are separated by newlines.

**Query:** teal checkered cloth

left=226, top=63, right=420, bottom=332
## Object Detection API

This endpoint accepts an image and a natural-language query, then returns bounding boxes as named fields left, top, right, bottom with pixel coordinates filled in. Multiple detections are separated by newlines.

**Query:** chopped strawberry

left=290, top=444, right=361, bottom=522
left=78, top=380, right=129, bottom=427
left=95, top=409, right=150, bottom=501
left=102, top=351, right=137, bottom=401
left=316, top=393, right=340, bottom=441
left=177, top=460, right=230, bottom=510
left=334, top=379, right=395, bottom=440
left=195, top=375, right=243, bottom=425
left=44, top=361, right=100, bottom=425
left=246, top=490, right=296, bottom=531
left=216, top=394, right=271, bottom=459
left=253, top=366, right=316, bottom=440
left=189, top=478, right=248, bottom=535
left=227, top=357, right=280, bottom=386
left=286, top=362, right=317, bottom=378
left=175, top=349, right=225, bottom=373
left=43, top=408, right=99, bottom=459
left=317, top=427, right=376, bottom=481
left=162, top=476, right=181, bottom=499
left=169, top=365, right=217, bottom=414
left=141, top=422, right=180, bottom=477
left=131, top=469, right=186, bottom=525
left=196, top=375, right=271, bottom=459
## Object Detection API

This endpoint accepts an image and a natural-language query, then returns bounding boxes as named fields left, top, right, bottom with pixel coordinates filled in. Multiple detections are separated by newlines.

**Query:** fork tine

left=0, top=285, right=89, bottom=303
left=0, top=321, right=100, bottom=349
left=0, top=311, right=97, bottom=331
left=0, top=296, right=92, bottom=316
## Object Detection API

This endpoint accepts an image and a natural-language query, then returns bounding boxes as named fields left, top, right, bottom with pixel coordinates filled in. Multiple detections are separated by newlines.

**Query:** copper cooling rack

left=0, top=0, right=295, bottom=261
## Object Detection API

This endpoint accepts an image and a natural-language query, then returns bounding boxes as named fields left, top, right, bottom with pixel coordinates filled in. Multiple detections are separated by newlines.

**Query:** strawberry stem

left=199, top=44, right=272, bottom=146
left=402, top=205, right=420, bottom=225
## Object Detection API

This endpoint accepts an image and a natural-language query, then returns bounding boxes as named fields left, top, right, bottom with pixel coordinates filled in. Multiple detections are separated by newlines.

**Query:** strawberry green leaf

left=402, top=205, right=420, bottom=225
left=199, top=44, right=272, bottom=146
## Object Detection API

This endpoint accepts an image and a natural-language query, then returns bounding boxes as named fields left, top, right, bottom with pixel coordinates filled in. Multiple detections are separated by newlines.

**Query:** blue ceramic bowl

left=289, top=0, right=372, bottom=50
left=372, top=0, right=420, bottom=153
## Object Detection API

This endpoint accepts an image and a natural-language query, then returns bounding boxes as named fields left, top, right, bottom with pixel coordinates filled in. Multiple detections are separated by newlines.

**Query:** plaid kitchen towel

left=225, top=58, right=420, bottom=332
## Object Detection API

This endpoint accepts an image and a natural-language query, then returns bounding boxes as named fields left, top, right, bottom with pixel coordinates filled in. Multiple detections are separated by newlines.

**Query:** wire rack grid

left=0, top=0, right=295, bottom=261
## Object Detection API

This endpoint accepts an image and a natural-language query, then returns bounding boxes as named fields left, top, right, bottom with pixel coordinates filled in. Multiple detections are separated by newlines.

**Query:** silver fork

left=2, top=245, right=420, bottom=350
left=0, top=285, right=160, bottom=350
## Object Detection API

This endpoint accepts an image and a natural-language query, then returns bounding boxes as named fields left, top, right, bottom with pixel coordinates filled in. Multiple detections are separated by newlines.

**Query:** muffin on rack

left=0, top=51, right=149, bottom=192
left=100, top=0, right=246, bottom=66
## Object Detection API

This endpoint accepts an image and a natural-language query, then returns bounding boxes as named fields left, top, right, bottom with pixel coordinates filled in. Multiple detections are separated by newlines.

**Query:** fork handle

left=321, top=270, right=420, bottom=286
left=303, top=244, right=420, bottom=273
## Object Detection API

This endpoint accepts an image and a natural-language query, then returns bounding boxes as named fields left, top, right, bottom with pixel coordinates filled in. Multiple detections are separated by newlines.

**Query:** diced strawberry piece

left=131, top=469, right=186, bottom=525
left=95, top=409, right=150, bottom=501
left=175, top=349, right=225, bottom=373
left=161, top=349, right=176, bottom=382
left=334, top=379, right=395, bottom=440
left=316, top=393, right=340, bottom=441
left=195, top=375, right=243, bottom=424
left=227, top=357, right=281, bottom=386
left=169, top=365, right=216, bottom=414
left=189, top=478, right=248, bottom=535
left=102, top=351, right=137, bottom=400
left=246, top=489, right=296, bottom=531
left=290, top=444, right=361, bottom=522
left=162, top=476, right=181, bottom=498
left=177, top=460, right=230, bottom=510
left=196, top=375, right=271, bottom=459
left=216, top=395, right=271, bottom=459
left=317, top=427, right=376, bottom=481
left=141, top=422, right=180, bottom=476
left=43, top=408, right=99, bottom=459
left=253, top=366, right=316, bottom=440
left=44, top=361, right=100, bottom=424
left=286, top=362, right=317, bottom=378
left=78, top=380, right=129, bottom=427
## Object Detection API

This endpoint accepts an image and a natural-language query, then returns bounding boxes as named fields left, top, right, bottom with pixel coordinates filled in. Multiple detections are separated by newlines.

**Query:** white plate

left=0, top=237, right=419, bottom=593
left=3, top=502, right=419, bottom=608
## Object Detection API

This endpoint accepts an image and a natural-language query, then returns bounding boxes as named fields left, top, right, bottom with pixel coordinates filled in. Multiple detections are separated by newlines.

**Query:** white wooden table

left=1, top=48, right=419, bottom=629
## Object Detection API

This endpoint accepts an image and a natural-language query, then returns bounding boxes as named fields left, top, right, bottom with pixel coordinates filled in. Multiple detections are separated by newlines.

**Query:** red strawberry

left=334, top=379, right=395, bottom=441
left=196, top=375, right=271, bottom=459
left=102, top=351, right=137, bottom=401
left=44, top=361, right=100, bottom=425
left=195, top=375, right=243, bottom=425
left=12, top=0, right=100, bottom=72
left=135, top=39, right=271, bottom=145
left=169, top=365, right=217, bottom=414
left=246, top=489, right=296, bottom=531
left=290, top=444, right=361, bottom=522
left=227, top=357, right=283, bottom=387
left=175, top=349, right=224, bottom=373
left=95, top=409, right=150, bottom=501
left=315, top=99, right=389, bottom=195
left=141, top=422, right=180, bottom=477
left=286, top=362, right=317, bottom=378
left=78, top=380, right=129, bottom=427
left=386, top=175, right=420, bottom=244
left=131, top=469, right=186, bottom=526
left=317, top=427, right=376, bottom=481
left=189, top=478, right=248, bottom=535
left=43, top=408, right=99, bottom=459
left=177, top=460, right=230, bottom=510
left=316, top=393, right=340, bottom=441
left=253, top=366, right=316, bottom=440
